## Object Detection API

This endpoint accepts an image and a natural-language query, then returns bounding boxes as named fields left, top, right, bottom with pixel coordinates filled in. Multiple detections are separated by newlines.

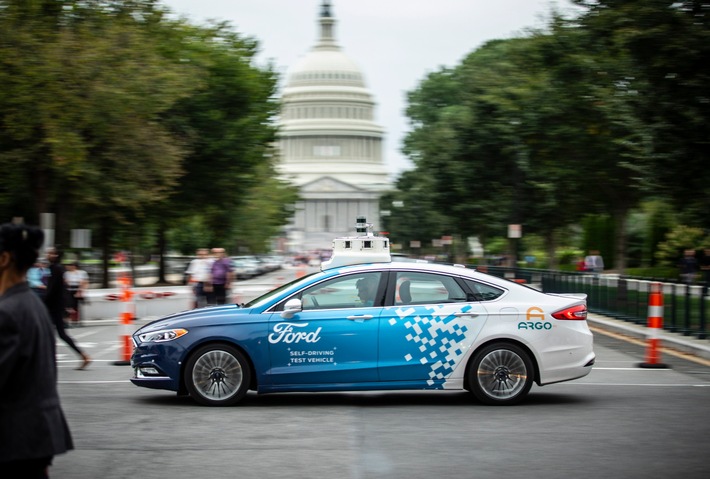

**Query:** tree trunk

left=100, top=218, right=111, bottom=289
left=157, top=221, right=167, bottom=284
left=613, top=209, right=628, bottom=273
left=33, top=168, right=49, bottom=220
left=545, top=230, right=558, bottom=270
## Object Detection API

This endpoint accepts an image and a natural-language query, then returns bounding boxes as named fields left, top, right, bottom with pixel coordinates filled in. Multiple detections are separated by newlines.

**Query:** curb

left=588, top=313, right=710, bottom=361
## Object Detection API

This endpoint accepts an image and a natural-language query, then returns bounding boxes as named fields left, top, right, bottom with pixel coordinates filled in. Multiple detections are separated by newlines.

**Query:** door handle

left=347, top=315, right=374, bottom=321
left=454, top=312, right=479, bottom=318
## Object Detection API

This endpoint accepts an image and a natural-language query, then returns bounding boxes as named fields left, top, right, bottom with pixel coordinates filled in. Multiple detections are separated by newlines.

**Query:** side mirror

left=281, top=298, right=303, bottom=319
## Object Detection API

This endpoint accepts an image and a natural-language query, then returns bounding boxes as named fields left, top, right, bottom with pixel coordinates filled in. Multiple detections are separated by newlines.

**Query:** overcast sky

left=162, top=0, right=580, bottom=178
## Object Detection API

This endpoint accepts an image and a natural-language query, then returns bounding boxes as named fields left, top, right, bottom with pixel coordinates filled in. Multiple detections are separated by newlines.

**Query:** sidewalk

left=588, top=313, right=710, bottom=363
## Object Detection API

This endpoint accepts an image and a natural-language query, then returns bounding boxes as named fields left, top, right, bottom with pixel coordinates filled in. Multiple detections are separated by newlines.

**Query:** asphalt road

left=50, top=315, right=710, bottom=479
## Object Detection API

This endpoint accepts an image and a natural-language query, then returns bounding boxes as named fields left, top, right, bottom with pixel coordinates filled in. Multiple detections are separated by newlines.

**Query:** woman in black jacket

left=0, top=223, right=74, bottom=478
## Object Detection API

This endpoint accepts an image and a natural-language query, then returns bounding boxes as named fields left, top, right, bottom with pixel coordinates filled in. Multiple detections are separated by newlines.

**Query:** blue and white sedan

left=131, top=250, right=595, bottom=406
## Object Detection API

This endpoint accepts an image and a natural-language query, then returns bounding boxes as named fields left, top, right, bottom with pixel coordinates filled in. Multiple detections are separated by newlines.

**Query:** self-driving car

left=131, top=222, right=594, bottom=406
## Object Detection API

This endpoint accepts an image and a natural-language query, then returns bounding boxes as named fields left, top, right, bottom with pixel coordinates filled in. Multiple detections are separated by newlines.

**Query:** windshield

left=242, top=272, right=319, bottom=309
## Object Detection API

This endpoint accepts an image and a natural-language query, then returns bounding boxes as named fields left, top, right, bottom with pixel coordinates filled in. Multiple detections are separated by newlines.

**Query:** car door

left=266, top=271, right=384, bottom=386
left=378, top=271, right=489, bottom=385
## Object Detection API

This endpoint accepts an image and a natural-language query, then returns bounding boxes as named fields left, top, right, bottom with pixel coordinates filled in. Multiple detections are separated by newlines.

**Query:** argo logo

left=518, top=306, right=552, bottom=330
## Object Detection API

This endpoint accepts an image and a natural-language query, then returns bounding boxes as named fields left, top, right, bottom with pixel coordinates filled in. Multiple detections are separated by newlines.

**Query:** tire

left=184, top=344, right=251, bottom=406
left=468, top=342, right=534, bottom=405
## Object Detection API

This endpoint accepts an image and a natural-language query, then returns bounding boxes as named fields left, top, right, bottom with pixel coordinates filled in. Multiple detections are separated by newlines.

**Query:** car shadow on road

left=136, top=389, right=593, bottom=408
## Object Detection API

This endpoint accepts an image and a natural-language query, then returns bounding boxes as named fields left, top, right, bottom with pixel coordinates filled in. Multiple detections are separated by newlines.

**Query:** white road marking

left=57, top=359, right=124, bottom=364
left=567, top=383, right=710, bottom=387
left=58, top=380, right=131, bottom=384
left=593, top=367, right=672, bottom=371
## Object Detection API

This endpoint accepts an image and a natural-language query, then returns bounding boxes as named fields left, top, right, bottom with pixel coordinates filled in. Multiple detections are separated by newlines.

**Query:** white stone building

left=276, top=1, right=390, bottom=252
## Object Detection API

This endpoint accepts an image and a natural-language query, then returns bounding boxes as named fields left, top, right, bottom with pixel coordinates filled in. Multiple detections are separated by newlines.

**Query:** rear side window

left=394, top=271, right=467, bottom=305
left=463, top=279, right=505, bottom=301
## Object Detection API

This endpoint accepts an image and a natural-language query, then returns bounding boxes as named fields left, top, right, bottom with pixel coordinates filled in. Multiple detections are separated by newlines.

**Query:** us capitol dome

left=277, top=0, right=391, bottom=251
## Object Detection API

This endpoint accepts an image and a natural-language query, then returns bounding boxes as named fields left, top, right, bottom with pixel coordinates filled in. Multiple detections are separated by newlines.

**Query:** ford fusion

left=131, top=234, right=594, bottom=407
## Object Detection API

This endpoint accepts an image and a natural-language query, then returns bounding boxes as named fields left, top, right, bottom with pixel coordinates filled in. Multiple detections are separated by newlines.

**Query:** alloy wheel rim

left=477, top=349, right=527, bottom=400
left=192, top=350, right=243, bottom=401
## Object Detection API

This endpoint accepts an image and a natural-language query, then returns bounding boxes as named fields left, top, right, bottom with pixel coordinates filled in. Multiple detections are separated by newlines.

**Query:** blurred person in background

left=575, top=256, right=588, bottom=272
left=185, top=248, right=214, bottom=308
left=700, top=248, right=710, bottom=286
left=0, top=223, right=73, bottom=478
left=44, top=247, right=91, bottom=370
left=64, top=261, right=89, bottom=326
left=679, top=249, right=698, bottom=284
left=27, top=257, right=50, bottom=299
left=209, top=247, right=233, bottom=305
left=584, top=250, right=604, bottom=273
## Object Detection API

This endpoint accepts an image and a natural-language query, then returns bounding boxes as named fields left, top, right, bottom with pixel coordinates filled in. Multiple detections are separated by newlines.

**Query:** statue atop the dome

left=320, top=1, right=332, bottom=18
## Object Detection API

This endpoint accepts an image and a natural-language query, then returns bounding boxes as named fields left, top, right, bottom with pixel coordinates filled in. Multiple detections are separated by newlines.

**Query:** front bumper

left=130, top=343, right=184, bottom=392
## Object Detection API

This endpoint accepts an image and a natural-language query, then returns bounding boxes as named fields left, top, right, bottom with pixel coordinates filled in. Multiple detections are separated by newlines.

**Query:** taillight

left=551, top=304, right=587, bottom=320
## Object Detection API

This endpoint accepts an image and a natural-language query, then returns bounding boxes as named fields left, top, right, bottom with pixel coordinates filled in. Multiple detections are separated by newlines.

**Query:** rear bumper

left=539, top=351, right=596, bottom=385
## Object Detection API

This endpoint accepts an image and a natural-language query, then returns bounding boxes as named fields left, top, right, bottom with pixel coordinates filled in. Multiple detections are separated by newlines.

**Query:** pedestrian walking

left=575, top=257, right=587, bottom=272
left=584, top=250, right=604, bottom=273
left=28, top=257, right=50, bottom=299
left=64, top=261, right=89, bottom=326
left=0, top=223, right=74, bottom=478
left=679, top=249, right=698, bottom=284
left=700, top=248, right=710, bottom=286
left=185, top=248, right=214, bottom=308
left=44, top=247, right=91, bottom=370
left=209, top=248, right=234, bottom=305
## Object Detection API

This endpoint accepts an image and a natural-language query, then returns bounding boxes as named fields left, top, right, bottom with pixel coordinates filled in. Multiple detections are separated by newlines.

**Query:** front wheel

left=468, top=342, right=534, bottom=405
left=184, top=344, right=251, bottom=406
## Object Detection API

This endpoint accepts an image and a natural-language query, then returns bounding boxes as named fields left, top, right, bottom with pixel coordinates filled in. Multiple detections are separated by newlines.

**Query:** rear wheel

left=469, top=342, right=534, bottom=405
left=184, top=344, right=251, bottom=406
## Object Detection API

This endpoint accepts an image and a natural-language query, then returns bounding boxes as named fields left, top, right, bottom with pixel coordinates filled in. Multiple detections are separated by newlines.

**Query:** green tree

left=1, top=1, right=293, bottom=285
left=0, top=0, right=198, bottom=284
left=655, top=225, right=709, bottom=267
left=527, top=15, right=653, bottom=271
left=147, top=19, right=283, bottom=281
left=380, top=170, right=450, bottom=256
left=400, top=10, right=655, bottom=271
left=162, top=20, right=281, bottom=247
left=573, top=0, right=710, bottom=228
left=403, top=42, right=523, bottom=248
left=232, top=159, right=299, bottom=254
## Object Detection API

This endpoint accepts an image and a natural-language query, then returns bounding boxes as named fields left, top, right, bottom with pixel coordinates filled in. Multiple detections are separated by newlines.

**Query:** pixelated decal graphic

left=389, top=304, right=472, bottom=386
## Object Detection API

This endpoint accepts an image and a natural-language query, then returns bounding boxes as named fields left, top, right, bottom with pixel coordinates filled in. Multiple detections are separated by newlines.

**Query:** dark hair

left=48, top=245, right=64, bottom=261
left=0, top=223, right=44, bottom=273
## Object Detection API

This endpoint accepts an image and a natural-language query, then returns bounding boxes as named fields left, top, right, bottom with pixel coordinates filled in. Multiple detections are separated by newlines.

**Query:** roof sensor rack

left=321, top=216, right=391, bottom=270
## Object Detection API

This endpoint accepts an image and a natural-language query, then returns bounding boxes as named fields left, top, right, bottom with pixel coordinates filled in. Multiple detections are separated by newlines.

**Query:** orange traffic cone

left=114, top=274, right=135, bottom=366
left=639, top=282, right=670, bottom=369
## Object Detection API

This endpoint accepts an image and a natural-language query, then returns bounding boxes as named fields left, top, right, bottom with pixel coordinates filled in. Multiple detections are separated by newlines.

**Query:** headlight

left=138, top=328, right=188, bottom=343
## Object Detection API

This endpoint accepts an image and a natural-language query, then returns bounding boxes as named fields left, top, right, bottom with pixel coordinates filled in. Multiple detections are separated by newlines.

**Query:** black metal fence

left=476, top=266, right=708, bottom=340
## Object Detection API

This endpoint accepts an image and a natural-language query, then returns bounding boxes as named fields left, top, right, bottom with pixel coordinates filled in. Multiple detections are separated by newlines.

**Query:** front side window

left=299, top=272, right=383, bottom=310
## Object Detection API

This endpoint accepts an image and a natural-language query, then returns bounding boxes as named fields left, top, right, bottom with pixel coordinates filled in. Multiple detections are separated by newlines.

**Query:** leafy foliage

left=393, top=1, right=709, bottom=270
left=655, top=225, right=710, bottom=267
left=0, top=1, right=295, bottom=284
